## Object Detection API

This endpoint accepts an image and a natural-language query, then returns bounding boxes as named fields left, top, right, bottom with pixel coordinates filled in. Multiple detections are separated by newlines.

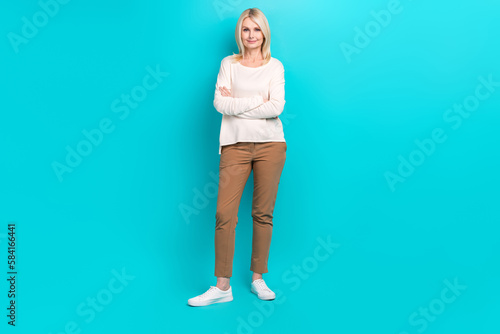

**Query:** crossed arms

left=213, top=59, right=286, bottom=119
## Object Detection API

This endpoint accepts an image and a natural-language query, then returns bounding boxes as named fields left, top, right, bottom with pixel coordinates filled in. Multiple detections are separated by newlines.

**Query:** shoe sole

left=251, top=286, right=276, bottom=301
left=187, top=295, right=233, bottom=307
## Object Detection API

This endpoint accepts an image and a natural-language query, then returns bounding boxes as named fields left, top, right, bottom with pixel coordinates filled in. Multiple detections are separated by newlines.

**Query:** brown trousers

left=214, top=141, right=287, bottom=277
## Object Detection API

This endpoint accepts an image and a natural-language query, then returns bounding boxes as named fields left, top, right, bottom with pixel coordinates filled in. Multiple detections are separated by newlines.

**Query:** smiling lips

left=247, top=40, right=257, bottom=43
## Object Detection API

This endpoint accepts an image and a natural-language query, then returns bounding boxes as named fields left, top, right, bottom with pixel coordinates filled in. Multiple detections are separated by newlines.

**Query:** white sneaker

left=251, top=279, right=276, bottom=300
left=187, top=286, right=233, bottom=307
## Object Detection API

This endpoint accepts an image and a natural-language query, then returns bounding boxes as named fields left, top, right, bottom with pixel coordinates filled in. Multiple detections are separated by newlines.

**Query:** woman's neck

left=243, top=51, right=263, bottom=62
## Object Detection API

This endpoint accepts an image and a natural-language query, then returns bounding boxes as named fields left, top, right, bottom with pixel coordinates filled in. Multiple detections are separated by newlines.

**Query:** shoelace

left=254, top=280, right=272, bottom=293
left=198, top=286, right=218, bottom=299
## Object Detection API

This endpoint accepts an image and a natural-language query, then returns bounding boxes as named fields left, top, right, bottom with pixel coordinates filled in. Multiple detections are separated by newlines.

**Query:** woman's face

left=241, top=17, right=264, bottom=52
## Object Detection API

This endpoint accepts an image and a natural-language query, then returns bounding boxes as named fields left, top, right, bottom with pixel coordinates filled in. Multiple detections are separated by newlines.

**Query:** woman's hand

left=220, top=86, right=269, bottom=104
left=219, top=86, right=231, bottom=97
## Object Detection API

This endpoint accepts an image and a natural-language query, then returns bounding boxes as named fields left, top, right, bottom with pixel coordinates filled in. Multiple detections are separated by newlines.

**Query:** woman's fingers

left=219, top=86, right=231, bottom=96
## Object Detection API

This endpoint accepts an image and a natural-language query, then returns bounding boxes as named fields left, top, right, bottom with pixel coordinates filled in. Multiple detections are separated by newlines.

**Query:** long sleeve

left=234, top=64, right=285, bottom=119
left=213, top=58, right=265, bottom=116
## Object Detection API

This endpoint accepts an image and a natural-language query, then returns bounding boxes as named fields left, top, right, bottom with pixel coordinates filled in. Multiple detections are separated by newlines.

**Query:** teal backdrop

left=1, top=0, right=499, bottom=333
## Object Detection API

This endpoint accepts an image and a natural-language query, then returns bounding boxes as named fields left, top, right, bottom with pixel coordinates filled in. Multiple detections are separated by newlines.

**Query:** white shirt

left=213, top=55, right=286, bottom=154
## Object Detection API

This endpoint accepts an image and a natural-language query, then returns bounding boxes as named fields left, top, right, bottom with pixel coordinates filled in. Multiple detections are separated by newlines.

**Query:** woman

left=188, top=8, right=287, bottom=307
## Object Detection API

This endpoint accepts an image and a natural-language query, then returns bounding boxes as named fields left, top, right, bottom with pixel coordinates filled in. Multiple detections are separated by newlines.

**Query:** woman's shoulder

left=269, top=57, right=284, bottom=69
left=221, top=55, right=238, bottom=65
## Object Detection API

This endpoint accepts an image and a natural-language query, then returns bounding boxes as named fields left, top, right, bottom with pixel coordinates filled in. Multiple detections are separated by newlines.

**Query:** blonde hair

left=230, top=8, right=271, bottom=65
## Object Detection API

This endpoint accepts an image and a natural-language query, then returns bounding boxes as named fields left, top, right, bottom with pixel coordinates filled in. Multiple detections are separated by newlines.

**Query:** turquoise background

left=1, top=0, right=499, bottom=333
